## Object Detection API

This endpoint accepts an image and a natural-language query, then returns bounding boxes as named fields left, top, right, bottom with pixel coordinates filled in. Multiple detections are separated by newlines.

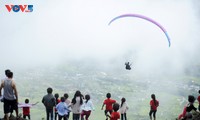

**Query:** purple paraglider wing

left=108, top=14, right=171, bottom=47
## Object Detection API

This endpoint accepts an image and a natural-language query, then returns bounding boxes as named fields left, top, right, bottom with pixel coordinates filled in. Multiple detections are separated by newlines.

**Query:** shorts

left=4, top=98, right=18, bottom=114
left=104, top=110, right=113, bottom=115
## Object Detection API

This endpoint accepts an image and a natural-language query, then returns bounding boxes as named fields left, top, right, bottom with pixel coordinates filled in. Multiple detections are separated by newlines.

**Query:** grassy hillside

left=0, top=64, right=200, bottom=120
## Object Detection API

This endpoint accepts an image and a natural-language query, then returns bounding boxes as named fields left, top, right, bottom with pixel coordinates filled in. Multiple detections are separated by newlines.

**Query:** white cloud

left=0, top=0, right=199, bottom=73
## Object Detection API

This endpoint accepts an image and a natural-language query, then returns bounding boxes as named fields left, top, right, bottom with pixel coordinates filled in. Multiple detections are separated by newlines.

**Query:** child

left=42, top=87, right=56, bottom=120
left=81, top=94, right=95, bottom=120
left=55, top=93, right=61, bottom=120
left=18, top=99, right=38, bottom=119
left=178, top=95, right=197, bottom=120
left=64, top=93, right=71, bottom=119
left=56, top=97, right=70, bottom=120
left=107, top=103, right=120, bottom=120
left=119, top=97, right=128, bottom=120
left=71, top=90, right=83, bottom=120
left=101, top=93, right=116, bottom=120
left=149, top=94, right=159, bottom=120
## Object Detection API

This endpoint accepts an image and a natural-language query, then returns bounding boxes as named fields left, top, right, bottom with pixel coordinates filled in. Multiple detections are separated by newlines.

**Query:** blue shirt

left=56, top=102, right=70, bottom=116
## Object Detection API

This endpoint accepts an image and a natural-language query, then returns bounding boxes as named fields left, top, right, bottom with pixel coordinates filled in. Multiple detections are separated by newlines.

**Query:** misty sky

left=0, top=0, right=200, bottom=75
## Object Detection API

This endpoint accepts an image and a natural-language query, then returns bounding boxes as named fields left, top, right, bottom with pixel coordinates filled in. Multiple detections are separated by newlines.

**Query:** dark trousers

left=55, top=112, right=58, bottom=120
left=104, top=110, right=113, bottom=115
left=66, top=112, right=70, bottom=119
left=121, top=113, right=127, bottom=120
left=58, top=115, right=68, bottom=120
left=46, top=108, right=53, bottom=120
left=72, top=113, right=80, bottom=120
left=23, top=114, right=31, bottom=119
left=149, top=110, right=157, bottom=118
left=3, top=99, right=18, bottom=114
left=198, top=104, right=200, bottom=111
left=104, top=110, right=113, bottom=119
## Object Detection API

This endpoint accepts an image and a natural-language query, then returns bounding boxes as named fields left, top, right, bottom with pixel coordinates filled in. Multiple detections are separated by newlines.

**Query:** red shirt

left=110, top=111, right=120, bottom=120
left=197, top=96, right=200, bottom=104
left=104, top=98, right=116, bottom=111
left=18, top=103, right=34, bottom=115
left=150, top=100, right=159, bottom=110
left=23, top=107, right=30, bottom=115
left=55, top=99, right=61, bottom=112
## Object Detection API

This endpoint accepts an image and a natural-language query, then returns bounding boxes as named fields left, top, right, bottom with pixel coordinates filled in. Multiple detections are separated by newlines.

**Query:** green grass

left=1, top=66, right=200, bottom=120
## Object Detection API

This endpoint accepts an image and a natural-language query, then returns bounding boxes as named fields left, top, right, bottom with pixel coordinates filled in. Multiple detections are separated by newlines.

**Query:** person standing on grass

left=101, top=93, right=116, bottom=120
left=0, top=71, right=19, bottom=120
left=81, top=94, right=94, bottom=120
left=71, top=90, right=83, bottom=120
left=42, top=87, right=56, bottom=120
left=54, top=93, right=61, bottom=120
left=119, top=97, right=128, bottom=120
left=149, top=94, right=159, bottom=120
left=18, top=98, right=39, bottom=120
left=107, top=103, right=120, bottom=120
left=64, top=93, right=71, bottom=119
left=56, top=97, right=70, bottom=120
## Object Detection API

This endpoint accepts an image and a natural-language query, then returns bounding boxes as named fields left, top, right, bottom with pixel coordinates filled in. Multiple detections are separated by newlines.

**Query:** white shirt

left=71, top=97, right=82, bottom=114
left=119, top=102, right=129, bottom=114
left=81, top=100, right=94, bottom=111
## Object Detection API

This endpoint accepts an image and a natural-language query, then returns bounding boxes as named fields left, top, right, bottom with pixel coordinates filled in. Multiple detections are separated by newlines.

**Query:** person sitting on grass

left=178, top=95, right=197, bottom=120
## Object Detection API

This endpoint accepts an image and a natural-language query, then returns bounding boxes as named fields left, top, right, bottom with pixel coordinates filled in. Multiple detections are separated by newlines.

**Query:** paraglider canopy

left=108, top=13, right=171, bottom=47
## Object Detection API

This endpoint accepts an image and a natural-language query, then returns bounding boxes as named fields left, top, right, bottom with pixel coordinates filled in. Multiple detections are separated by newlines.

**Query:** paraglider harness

left=125, top=62, right=131, bottom=70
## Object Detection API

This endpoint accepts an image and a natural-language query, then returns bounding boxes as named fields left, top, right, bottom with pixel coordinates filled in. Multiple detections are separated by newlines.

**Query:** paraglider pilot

left=125, top=62, right=131, bottom=70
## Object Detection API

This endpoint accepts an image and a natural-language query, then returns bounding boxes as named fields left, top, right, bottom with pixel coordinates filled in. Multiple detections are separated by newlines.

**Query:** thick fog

left=1, top=0, right=200, bottom=119
left=0, top=0, right=200, bottom=75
